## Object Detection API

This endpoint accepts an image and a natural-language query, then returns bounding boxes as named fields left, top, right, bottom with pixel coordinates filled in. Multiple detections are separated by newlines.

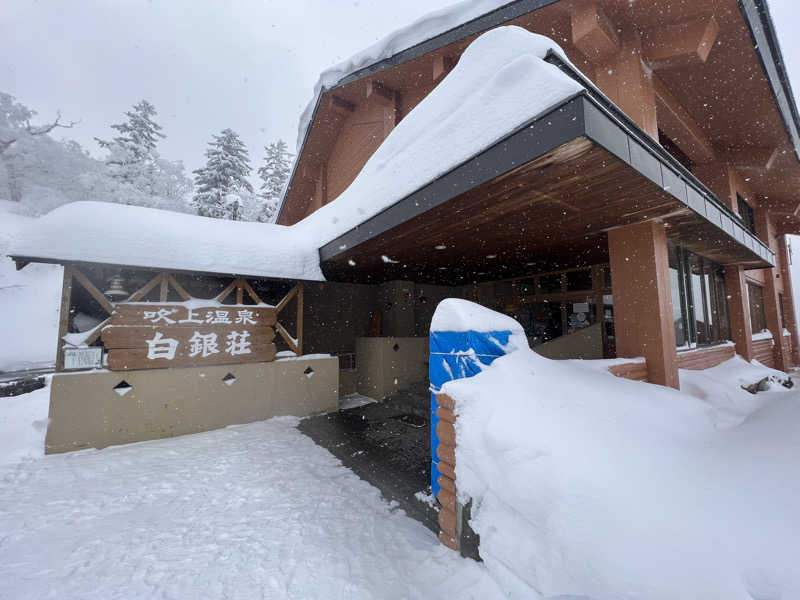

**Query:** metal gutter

left=739, top=0, right=800, bottom=162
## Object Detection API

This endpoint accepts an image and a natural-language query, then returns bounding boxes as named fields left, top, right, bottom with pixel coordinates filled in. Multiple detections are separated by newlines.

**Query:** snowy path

left=0, top=417, right=502, bottom=600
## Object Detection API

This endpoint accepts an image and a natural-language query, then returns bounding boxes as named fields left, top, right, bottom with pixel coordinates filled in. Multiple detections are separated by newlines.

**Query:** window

left=738, top=194, right=756, bottom=234
left=668, top=243, right=731, bottom=348
left=748, top=283, right=767, bottom=333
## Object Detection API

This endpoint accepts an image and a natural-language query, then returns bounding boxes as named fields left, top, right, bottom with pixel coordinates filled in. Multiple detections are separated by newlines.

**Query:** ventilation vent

left=113, top=381, right=133, bottom=396
left=392, top=343, right=400, bottom=352
left=222, top=373, right=237, bottom=386
left=303, top=366, right=314, bottom=378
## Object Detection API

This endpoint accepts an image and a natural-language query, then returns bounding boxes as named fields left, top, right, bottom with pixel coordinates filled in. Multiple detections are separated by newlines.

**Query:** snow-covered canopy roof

left=9, top=27, right=582, bottom=280
left=8, top=201, right=324, bottom=281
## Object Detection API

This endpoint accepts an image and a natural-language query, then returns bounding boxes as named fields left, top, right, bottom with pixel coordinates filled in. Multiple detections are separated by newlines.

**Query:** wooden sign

left=102, top=304, right=277, bottom=371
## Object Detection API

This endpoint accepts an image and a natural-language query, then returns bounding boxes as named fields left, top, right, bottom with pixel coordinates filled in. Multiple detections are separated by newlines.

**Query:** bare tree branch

left=0, top=111, right=80, bottom=155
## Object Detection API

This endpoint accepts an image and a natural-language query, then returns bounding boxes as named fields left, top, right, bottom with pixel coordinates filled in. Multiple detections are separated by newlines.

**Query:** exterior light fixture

left=104, top=273, right=129, bottom=300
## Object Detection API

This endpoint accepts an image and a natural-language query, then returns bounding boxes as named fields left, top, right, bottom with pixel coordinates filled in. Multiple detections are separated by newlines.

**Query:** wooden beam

left=82, top=316, right=112, bottom=346
left=328, top=94, right=355, bottom=114
left=758, top=196, right=800, bottom=216
left=55, top=265, right=74, bottom=372
left=296, top=283, right=304, bottom=356
left=240, top=279, right=264, bottom=305
left=643, top=15, right=720, bottom=70
left=432, top=55, right=456, bottom=83
left=159, top=275, right=169, bottom=302
left=652, top=75, right=716, bottom=163
left=275, top=284, right=300, bottom=315
left=215, top=278, right=240, bottom=303
left=366, top=80, right=396, bottom=102
left=71, top=267, right=114, bottom=315
left=165, top=273, right=192, bottom=300
left=275, top=322, right=299, bottom=354
left=566, top=0, right=619, bottom=64
left=127, top=272, right=164, bottom=302
left=720, top=147, right=781, bottom=171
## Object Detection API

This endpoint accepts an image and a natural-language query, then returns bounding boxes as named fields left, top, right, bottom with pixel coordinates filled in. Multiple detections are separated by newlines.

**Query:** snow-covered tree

left=0, top=92, right=191, bottom=215
left=96, top=100, right=165, bottom=191
left=192, top=128, right=254, bottom=220
left=256, top=139, right=293, bottom=223
left=95, top=100, right=191, bottom=208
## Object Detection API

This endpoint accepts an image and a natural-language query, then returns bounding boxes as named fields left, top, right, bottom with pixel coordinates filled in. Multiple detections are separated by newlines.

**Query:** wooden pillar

left=777, top=236, right=800, bottom=365
left=724, top=265, right=754, bottom=362
left=608, top=221, right=679, bottom=388
left=755, top=209, right=791, bottom=370
left=54, top=265, right=74, bottom=372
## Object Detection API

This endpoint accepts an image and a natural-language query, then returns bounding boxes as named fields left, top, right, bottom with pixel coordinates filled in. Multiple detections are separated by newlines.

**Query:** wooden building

left=277, top=0, right=800, bottom=388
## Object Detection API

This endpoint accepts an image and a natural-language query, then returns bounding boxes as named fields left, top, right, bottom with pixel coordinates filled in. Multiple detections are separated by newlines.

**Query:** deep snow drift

left=441, top=312, right=800, bottom=599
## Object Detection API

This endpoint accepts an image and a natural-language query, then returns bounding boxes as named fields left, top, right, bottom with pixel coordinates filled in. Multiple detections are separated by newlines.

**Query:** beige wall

left=356, top=337, right=428, bottom=399
left=46, top=357, right=339, bottom=454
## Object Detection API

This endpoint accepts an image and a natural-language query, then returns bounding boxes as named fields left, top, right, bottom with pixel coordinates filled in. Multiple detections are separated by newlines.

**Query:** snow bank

left=0, top=201, right=61, bottom=371
left=295, top=0, right=514, bottom=152
left=444, top=313, right=800, bottom=598
left=8, top=201, right=324, bottom=281
left=293, top=26, right=582, bottom=246
left=0, top=382, right=50, bottom=466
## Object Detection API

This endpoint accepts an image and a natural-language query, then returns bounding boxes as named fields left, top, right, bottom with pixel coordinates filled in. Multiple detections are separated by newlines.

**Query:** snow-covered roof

left=294, top=0, right=515, bottom=153
left=8, top=201, right=324, bottom=281
left=9, top=27, right=581, bottom=280
left=292, top=26, right=582, bottom=248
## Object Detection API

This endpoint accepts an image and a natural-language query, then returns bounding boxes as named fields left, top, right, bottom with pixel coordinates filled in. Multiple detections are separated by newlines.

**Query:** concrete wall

left=534, top=323, right=604, bottom=360
left=45, top=357, right=339, bottom=454
left=356, top=337, right=428, bottom=399
left=303, top=281, right=378, bottom=355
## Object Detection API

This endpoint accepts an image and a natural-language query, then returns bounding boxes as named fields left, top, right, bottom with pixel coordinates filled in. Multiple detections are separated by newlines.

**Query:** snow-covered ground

left=0, top=394, right=502, bottom=599
left=0, top=201, right=61, bottom=372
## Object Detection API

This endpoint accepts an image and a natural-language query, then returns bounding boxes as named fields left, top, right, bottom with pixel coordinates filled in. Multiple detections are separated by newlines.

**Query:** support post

left=724, top=265, right=754, bottom=362
left=608, top=221, right=679, bottom=388
left=54, top=265, right=74, bottom=372
left=755, top=208, right=791, bottom=370
left=777, top=236, right=800, bottom=365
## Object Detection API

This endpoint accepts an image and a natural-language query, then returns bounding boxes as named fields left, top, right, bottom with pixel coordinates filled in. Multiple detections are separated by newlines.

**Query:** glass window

left=668, top=244, right=689, bottom=347
left=566, top=269, right=592, bottom=291
left=738, top=194, right=756, bottom=234
left=668, top=243, right=731, bottom=348
left=539, top=273, right=562, bottom=293
left=748, top=283, right=767, bottom=333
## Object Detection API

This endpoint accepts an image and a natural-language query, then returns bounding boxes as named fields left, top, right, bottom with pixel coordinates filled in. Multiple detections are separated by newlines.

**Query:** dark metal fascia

left=739, top=0, right=800, bottom=162
left=318, top=95, right=586, bottom=262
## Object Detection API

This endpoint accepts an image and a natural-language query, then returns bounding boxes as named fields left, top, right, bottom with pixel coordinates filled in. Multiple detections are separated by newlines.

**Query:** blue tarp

left=429, top=330, right=512, bottom=497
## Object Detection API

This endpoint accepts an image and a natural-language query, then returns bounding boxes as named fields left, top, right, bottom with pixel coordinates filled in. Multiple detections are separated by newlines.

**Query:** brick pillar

left=434, top=393, right=479, bottom=559
left=777, top=236, right=800, bottom=365
left=755, top=209, right=791, bottom=371
left=608, top=221, right=679, bottom=388
left=724, top=265, right=754, bottom=362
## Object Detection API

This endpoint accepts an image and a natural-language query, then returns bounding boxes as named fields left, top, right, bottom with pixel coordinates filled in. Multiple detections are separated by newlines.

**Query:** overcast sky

left=2, top=0, right=799, bottom=178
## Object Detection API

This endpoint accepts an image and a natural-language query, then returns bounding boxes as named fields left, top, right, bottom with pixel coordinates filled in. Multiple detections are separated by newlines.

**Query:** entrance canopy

left=320, top=58, right=774, bottom=286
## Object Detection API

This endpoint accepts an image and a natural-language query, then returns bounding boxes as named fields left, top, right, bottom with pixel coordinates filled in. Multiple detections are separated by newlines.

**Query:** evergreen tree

left=96, top=100, right=166, bottom=194
left=256, top=139, right=293, bottom=223
left=192, top=128, right=254, bottom=220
